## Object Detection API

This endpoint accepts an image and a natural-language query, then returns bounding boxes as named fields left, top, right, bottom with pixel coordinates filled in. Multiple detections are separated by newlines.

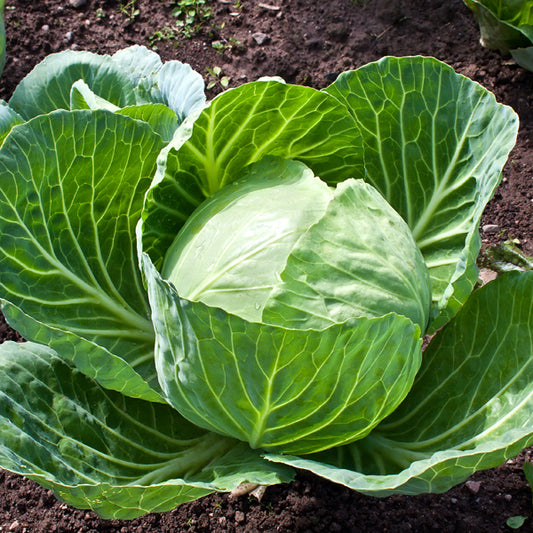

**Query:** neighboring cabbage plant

left=0, top=51, right=532, bottom=519
left=464, top=0, right=533, bottom=71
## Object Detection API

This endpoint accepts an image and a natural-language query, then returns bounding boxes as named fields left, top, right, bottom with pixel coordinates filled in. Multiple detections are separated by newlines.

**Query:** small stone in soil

left=482, top=224, right=500, bottom=233
left=252, top=32, right=270, bottom=45
left=305, top=38, right=323, bottom=49
left=466, top=480, right=482, bottom=494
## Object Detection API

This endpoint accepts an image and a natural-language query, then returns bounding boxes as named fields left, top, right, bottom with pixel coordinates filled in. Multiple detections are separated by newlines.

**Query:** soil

left=0, top=0, right=532, bottom=531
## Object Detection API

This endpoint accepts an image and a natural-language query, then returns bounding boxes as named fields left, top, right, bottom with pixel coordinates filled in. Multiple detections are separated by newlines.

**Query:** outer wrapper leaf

left=141, top=79, right=361, bottom=269
left=8, top=50, right=136, bottom=119
left=0, top=101, right=23, bottom=146
left=69, top=79, right=121, bottom=112
left=324, top=56, right=518, bottom=330
left=142, top=252, right=422, bottom=455
left=0, top=341, right=292, bottom=519
left=68, top=79, right=180, bottom=144
left=263, top=176, right=431, bottom=331
left=109, top=45, right=163, bottom=86
left=118, top=104, right=180, bottom=144
left=135, top=61, right=206, bottom=123
left=0, top=110, right=164, bottom=400
left=265, top=271, right=533, bottom=495
left=8, top=46, right=205, bottom=125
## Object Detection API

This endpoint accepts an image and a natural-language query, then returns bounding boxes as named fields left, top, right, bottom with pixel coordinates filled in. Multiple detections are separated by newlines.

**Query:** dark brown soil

left=0, top=0, right=532, bottom=531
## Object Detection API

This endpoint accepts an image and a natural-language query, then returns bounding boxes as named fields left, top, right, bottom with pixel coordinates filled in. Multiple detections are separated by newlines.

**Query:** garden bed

left=0, top=0, right=532, bottom=531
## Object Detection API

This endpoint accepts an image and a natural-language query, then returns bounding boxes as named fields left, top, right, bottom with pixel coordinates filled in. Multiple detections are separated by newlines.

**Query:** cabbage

left=0, top=51, right=531, bottom=519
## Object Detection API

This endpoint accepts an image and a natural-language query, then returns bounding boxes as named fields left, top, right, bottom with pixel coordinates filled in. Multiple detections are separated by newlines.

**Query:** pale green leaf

left=0, top=341, right=292, bottom=519
left=266, top=271, right=533, bottom=495
left=143, top=252, right=422, bottom=455
left=135, top=61, right=206, bottom=123
left=162, top=157, right=332, bottom=322
left=117, top=104, right=178, bottom=144
left=264, top=175, right=431, bottom=331
left=68, top=79, right=179, bottom=143
left=141, top=79, right=361, bottom=268
left=7, top=46, right=205, bottom=126
left=9, top=50, right=136, bottom=119
left=324, top=56, right=518, bottom=330
left=111, top=46, right=206, bottom=121
left=163, top=156, right=431, bottom=331
left=0, top=110, right=165, bottom=400
left=0, top=101, right=23, bottom=146
left=111, top=45, right=163, bottom=86
left=69, top=79, right=120, bottom=112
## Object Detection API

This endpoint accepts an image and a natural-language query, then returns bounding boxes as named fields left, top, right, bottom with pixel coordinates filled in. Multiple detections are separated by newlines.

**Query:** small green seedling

left=507, top=515, right=527, bottom=529
left=149, top=26, right=179, bottom=49
left=119, top=0, right=140, bottom=21
left=206, top=65, right=229, bottom=89
left=171, top=0, right=212, bottom=37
